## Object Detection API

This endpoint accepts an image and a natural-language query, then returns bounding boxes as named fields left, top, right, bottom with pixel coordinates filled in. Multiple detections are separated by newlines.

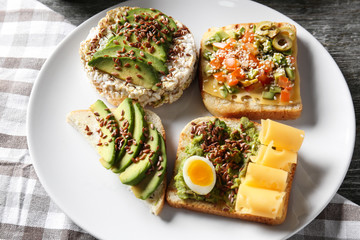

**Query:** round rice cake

left=79, top=6, right=197, bottom=108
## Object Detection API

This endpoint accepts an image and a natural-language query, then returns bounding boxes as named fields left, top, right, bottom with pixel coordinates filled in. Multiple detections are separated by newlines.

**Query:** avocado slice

left=105, top=98, right=135, bottom=170
left=88, top=56, right=160, bottom=90
left=90, top=46, right=168, bottom=74
left=119, top=122, right=160, bottom=186
left=111, top=102, right=147, bottom=173
left=90, top=100, right=118, bottom=165
left=106, top=33, right=169, bottom=62
left=131, top=135, right=167, bottom=200
left=99, top=157, right=112, bottom=169
left=123, top=8, right=178, bottom=42
left=127, top=8, right=177, bottom=32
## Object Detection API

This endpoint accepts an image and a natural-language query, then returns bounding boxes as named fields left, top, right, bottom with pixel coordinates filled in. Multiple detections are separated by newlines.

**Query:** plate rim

left=26, top=0, right=356, bottom=239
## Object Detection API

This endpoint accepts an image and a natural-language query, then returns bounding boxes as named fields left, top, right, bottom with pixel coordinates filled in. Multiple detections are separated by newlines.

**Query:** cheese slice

left=244, top=163, right=288, bottom=192
left=254, top=143, right=297, bottom=172
left=235, top=184, right=285, bottom=219
left=260, top=119, right=304, bottom=152
left=259, top=119, right=268, bottom=143
left=202, top=76, right=301, bottom=106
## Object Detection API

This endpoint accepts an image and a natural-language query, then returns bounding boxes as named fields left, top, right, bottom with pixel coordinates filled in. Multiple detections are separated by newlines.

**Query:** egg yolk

left=187, top=159, right=214, bottom=186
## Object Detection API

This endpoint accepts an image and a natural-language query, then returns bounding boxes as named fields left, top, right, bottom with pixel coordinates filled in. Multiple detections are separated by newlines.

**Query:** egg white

left=182, top=156, right=216, bottom=195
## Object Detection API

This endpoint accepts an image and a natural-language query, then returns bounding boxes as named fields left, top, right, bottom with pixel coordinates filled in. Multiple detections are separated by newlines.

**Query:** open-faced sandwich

left=80, top=7, right=197, bottom=108
left=66, top=98, right=167, bottom=215
left=166, top=117, right=304, bottom=224
left=199, top=22, right=302, bottom=119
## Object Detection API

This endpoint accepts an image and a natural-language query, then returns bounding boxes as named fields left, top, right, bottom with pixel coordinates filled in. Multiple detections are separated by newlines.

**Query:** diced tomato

left=213, top=42, right=228, bottom=49
left=289, top=56, right=296, bottom=65
left=213, top=38, right=236, bottom=50
left=244, top=82, right=262, bottom=92
left=278, top=75, right=291, bottom=88
left=224, top=57, right=239, bottom=70
left=215, top=49, right=227, bottom=61
left=226, top=74, right=239, bottom=86
left=286, top=86, right=293, bottom=91
left=242, top=30, right=254, bottom=43
left=213, top=71, right=226, bottom=83
left=231, top=68, right=246, bottom=79
left=259, top=60, right=274, bottom=73
left=280, top=89, right=291, bottom=102
left=257, top=69, right=272, bottom=85
left=228, top=38, right=237, bottom=43
left=247, top=54, right=259, bottom=67
left=210, top=58, right=222, bottom=69
left=226, top=38, right=237, bottom=47
left=242, top=43, right=258, bottom=56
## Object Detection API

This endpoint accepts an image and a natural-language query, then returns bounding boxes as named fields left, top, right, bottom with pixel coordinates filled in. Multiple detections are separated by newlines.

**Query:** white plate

left=27, top=0, right=356, bottom=239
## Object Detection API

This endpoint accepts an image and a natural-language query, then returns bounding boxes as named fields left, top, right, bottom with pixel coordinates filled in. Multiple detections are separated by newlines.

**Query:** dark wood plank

left=37, top=0, right=360, bottom=205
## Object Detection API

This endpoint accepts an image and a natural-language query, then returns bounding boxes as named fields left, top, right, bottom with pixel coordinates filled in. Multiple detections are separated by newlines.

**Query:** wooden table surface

left=37, top=0, right=360, bottom=205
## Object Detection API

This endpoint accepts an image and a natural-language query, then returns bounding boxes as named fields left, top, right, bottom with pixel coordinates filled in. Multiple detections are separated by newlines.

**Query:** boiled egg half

left=183, top=156, right=216, bottom=195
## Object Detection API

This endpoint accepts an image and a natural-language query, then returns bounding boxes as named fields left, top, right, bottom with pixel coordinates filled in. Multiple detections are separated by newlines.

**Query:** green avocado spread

left=174, top=117, right=260, bottom=210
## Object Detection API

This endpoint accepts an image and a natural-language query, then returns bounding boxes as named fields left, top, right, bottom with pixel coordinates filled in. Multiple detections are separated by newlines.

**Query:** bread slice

left=66, top=107, right=166, bottom=215
left=166, top=116, right=297, bottom=224
left=199, top=22, right=302, bottom=119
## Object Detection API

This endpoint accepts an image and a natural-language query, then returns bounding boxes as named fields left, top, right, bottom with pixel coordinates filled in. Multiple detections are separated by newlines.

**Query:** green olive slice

left=255, top=21, right=279, bottom=38
left=272, top=34, right=293, bottom=52
left=267, top=29, right=280, bottom=38
left=279, top=27, right=296, bottom=40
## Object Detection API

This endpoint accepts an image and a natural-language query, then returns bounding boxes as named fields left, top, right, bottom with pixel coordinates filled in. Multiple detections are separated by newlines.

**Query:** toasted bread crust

left=66, top=107, right=166, bottom=215
left=199, top=22, right=302, bottom=120
left=166, top=116, right=297, bottom=224
left=200, top=91, right=302, bottom=119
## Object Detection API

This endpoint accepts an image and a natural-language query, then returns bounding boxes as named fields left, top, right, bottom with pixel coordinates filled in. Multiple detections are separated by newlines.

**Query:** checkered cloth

left=0, top=0, right=359, bottom=239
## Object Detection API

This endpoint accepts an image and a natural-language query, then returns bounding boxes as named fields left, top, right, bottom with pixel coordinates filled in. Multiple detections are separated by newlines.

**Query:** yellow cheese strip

left=253, top=143, right=297, bottom=172
left=244, top=162, right=288, bottom=192
left=235, top=184, right=285, bottom=219
left=260, top=119, right=305, bottom=152
left=259, top=119, right=268, bottom=144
